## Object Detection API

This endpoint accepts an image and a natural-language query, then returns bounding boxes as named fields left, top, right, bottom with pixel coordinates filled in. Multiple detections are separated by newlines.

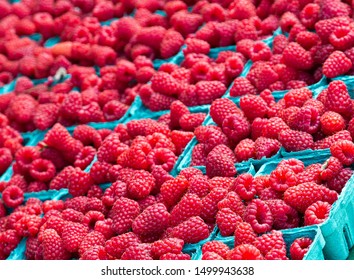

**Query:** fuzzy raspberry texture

left=170, top=216, right=210, bottom=244
left=304, top=201, right=331, bottom=226
left=289, top=237, right=313, bottom=260
left=323, top=51, right=352, bottom=78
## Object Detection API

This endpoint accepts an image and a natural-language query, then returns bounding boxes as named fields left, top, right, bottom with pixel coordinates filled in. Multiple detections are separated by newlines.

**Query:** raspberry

left=170, top=193, right=202, bottom=227
left=120, top=243, right=153, bottom=260
left=282, top=42, right=314, bottom=70
left=320, top=111, right=346, bottom=136
left=105, top=232, right=141, bottom=259
left=14, top=215, right=42, bottom=237
left=82, top=211, right=105, bottom=230
left=179, top=113, right=206, bottom=132
left=151, top=71, right=181, bottom=97
left=170, top=216, right=210, bottom=244
left=78, top=231, right=106, bottom=257
left=33, top=104, right=59, bottom=131
left=222, top=114, right=250, bottom=144
left=266, top=199, right=300, bottom=229
left=146, top=148, right=177, bottom=172
left=206, top=151, right=237, bottom=178
left=261, top=117, right=289, bottom=139
left=201, top=187, right=228, bottom=223
left=231, top=173, right=256, bottom=201
left=326, top=167, right=352, bottom=193
left=170, top=11, right=203, bottom=37
left=80, top=245, right=107, bottom=260
left=218, top=191, right=245, bottom=217
left=284, top=182, right=338, bottom=213
left=252, top=64, right=280, bottom=92
left=191, top=144, right=207, bottom=166
left=160, top=176, right=189, bottom=208
left=243, top=198, right=274, bottom=232
left=304, top=201, right=331, bottom=226
left=240, top=95, right=268, bottom=121
left=195, top=81, right=226, bottom=105
left=151, top=238, right=184, bottom=259
left=87, top=161, right=110, bottom=184
left=127, top=170, right=156, bottom=200
left=159, top=252, right=191, bottom=260
left=254, top=230, right=286, bottom=256
left=254, top=137, right=281, bottom=159
left=29, top=159, right=56, bottom=183
left=279, top=129, right=314, bottom=152
left=329, top=26, right=354, bottom=51
left=269, top=166, right=298, bottom=193
left=249, top=41, right=272, bottom=62
left=330, top=140, right=354, bottom=166
left=41, top=229, right=70, bottom=260
left=234, top=138, right=256, bottom=162
left=284, top=88, right=313, bottom=108
left=289, top=237, right=312, bottom=260
left=233, top=222, right=256, bottom=247
left=169, top=101, right=189, bottom=130
left=209, top=144, right=236, bottom=163
left=195, top=125, right=228, bottom=154
left=202, top=241, right=230, bottom=259
left=48, top=166, right=74, bottom=190
left=132, top=203, right=170, bottom=237
left=300, top=3, right=320, bottom=29
left=62, top=209, right=84, bottom=224
left=170, top=131, right=194, bottom=156
left=323, top=51, right=352, bottom=78
left=0, top=148, right=12, bottom=175
left=287, top=106, right=320, bottom=134
left=109, top=197, right=140, bottom=235
left=149, top=92, right=177, bottom=111
left=96, top=133, right=124, bottom=164
left=326, top=81, right=353, bottom=118
left=103, top=101, right=128, bottom=122
left=2, top=185, right=24, bottom=208
left=61, top=222, right=88, bottom=253
left=224, top=56, right=244, bottom=80
left=320, top=156, right=343, bottom=181
left=227, top=244, right=264, bottom=260
left=216, top=208, right=242, bottom=237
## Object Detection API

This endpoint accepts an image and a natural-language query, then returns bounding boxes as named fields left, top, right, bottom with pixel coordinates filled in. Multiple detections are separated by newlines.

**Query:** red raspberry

left=68, top=167, right=93, bottom=197
left=234, top=221, right=257, bottom=246
left=209, top=144, right=236, bottom=163
left=149, top=92, right=177, bottom=111
left=105, top=232, right=141, bottom=259
left=151, top=238, right=184, bottom=259
left=191, top=144, right=207, bottom=166
left=169, top=101, right=189, bottom=130
left=323, top=51, right=352, bottom=78
left=29, top=159, right=56, bottom=182
left=127, top=170, right=156, bottom=200
left=289, top=237, right=312, bottom=260
left=222, top=114, right=250, bottom=144
left=78, top=102, right=105, bottom=124
left=82, top=211, right=105, bottom=230
left=330, top=140, right=354, bottom=166
left=88, top=161, right=110, bottom=184
left=230, top=77, right=258, bottom=97
left=254, top=137, right=281, bottom=159
left=170, top=130, right=193, bottom=156
left=209, top=98, right=243, bottom=127
left=320, top=0, right=351, bottom=20
left=202, top=241, right=230, bottom=259
left=326, top=80, right=353, bottom=118
left=284, top=88, right=312, bottom=108
left=14, top=146, right=40, bottom=176
left=160, top=29, right=184, bottom=59
left=320, top=157, right=343, bottom=181
left=216, top=208, right=243, bottom=237
left=109, top=197, right=140, bottom=235
left=170, top=11, right=203, bottom=37
left=279, top=129, right=314, bottom=152
left=147, top=148, right=177, bottom=172
left=2, top=185, right=24, bottom=208
left=159, top=252, right=191, bottom=260
left=282, top=42, right=314, bottom=70
left=231, top=173, right=256, bottom=201
left=266, top=199, right=299, bottom=229
left=94, top=219, right=114, bottom=240
left=49, top=166, right=74, bottom=190
left=224, top=56, right=244, bottom=80
left=33, top=104, right=59, bottom=131
left=120, top=243, right=153, bottom=260
left=0, top=229, right=22, bottom=259
left=287, top=106, right=320, bottom=134
left=97, top=133, right=125, bottom=164
left=269, top=166, right=298, bottom=192
left=244, top=199, right=273, bottom=234
left=240, top=95, right=268, bottom=121
left=227, top=244, right=264, bottom=260
left=61, top=222, right=88, bottom=253
left=42, top=229, right=70, bottom=260
left=151, top=71, right=181, bottom=97
left=179, top=113, right=206, bottom=132
left=329, top=26, right=354, bottom=51
left=218, top=191, right=245, bottom=217
left=170, top=193, right=202, bottom=227
left=249, top=41, right=272, bottom=62
left=296, top=163, right=322, bottom=185
left=200, top=187, right=228, bottom=223
left=253, top=230, right=286, bottom=256
left=192, top=81, right=226, bottom=106
left=300, top=3, right=320, bottom=29
left=80, top=245, right=107, bottom=260
left=284, top=182, right=338, bottom=213
left=320, top=111, right=346, bottom=136
left=314, top=130, right=352, bottom=150
left=234, top=138, right=256, bottom=162
left=304, top=201, right=331, bottom=226
left=160, top=176, right=189, bottom=208
left=0, top=148, right=12, bottom=175
left=278, top=159, right=305, bottom=174
left=206, top=151, right=237, bottom=178
left=261, top=117, right=289, bottom=139
left=78, top=231, right=106, bottom=257
left=179, top=167, right=203, bottom=181
left=170, top=216, right=209, bottom=244
left=132, top=203, right=170, bottom=237
left=103, top=101, right=128, bottom=122
left=14, top=215, right=41, bottom=238
left=326, top=168, right=352, bottom=193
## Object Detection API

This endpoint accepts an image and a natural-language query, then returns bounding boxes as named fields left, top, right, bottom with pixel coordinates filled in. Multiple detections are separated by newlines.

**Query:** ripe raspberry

left=160, top=29, right=184, bottom=59
left=323, top=51, right=352, bottom=78
left=289, top=237, right=312, bottom=260
left=184, top=38, right=210, bottom=56
left=320, top=156, right=343, bottom=181
left=151, top=72, right=181, bottom=97
left=80, top=245, right=108, bottom=260
left=68, top=167, right=93, bottom=197
left=170, top=11, right=203, bottom=37
left=61, top=222, right=88, bottom=253
left=300, top=3, right=320, bottom=29
left=170, top=130, right=193, bottom=156
left=94, top=219, right=114, bottom=240
left=282, top=42, right=313, bottom=70
left=240, top=95, right=268, bottom=121
left=230, top=77, right=257, bottom=97
left=127, top=170, right=156, bottom=200
left=222, top=114, right=250, bottom=144
left=330, top=140, right=354, bottom=166
left=206, top=150, right=237, bottom=178
left=304, top=201, right=331, bottom=226
left=266, top=199, right=300, bottom=229
left=97, top=133, right=126, bottom=164
left=132, top=203, right=170, bottom=237
left=278, top=159, right=305, bottom=174
left=170, top=193, right=202, bottom=227
left=279, top=129, right=314, bottom=152
left=72, top=125, right=102, bottom=149
left=326, top=168, right=352, bottom=193
left=244, top=199, right=273, bottom=234
left=29, top=159, right=56, bottom=182
left=0, top=148, right=12, bottom=175
left=320, top=111, right=345, bottom=136
left=105, top=232, right=141, bottom=259
left=202, top=241, right=230, bottom=259
left=160, top=252, right=191, bottom=260
left=49, top=166, right=74, bottom=190
left=195, top=125, right=229, bottom=154
left=201, top=187, right=228, bottom=223
left=218, top=191, right=245, bottom=217
left=234, top=221, right=257, bottom=246
left=284, top=182, right=338, bottom=213
left=2, top=185, right=24, bottom=209
left=326, top=80, right=353, bottom=118
left=103, top=101, right=128, bottom=122
left=284, top=88, right=312, bottom=108
left=253, top=230, right=286, bottom=256
left=227, top=244, right=264, bottom=260
left=287, top=106, right=320, bottom=134
left=261, top=117, right=289, bottom=139
left=269, top=166, right=298, bottom=192
left=160, top=176, right=189, bottom=208
left=231, top=173, right=256, bottom=201
left=170, top=216, right=210, bottom=244
left=110, top=197, right=140, bottom=235
left=147, top=148, right=177, bottom=172
left=14, top=215, right=42, bottom=237
left=216, top=208, right=243, bottom=237
left=149, top=92, right=176, bottom=111
left=6, top=94, right=37, bottom=125
left=179, top=113, right=206, bottom=132
left=224, top=56, right=244, bottom=80
left=78, top=231, right=106, bottom=257
left=194, top=81, right=226, bottom=105
left=329, top=26, right=354, bottom=51
left=33, top=104, right=59, bottom=131
left=254, top=137, right=281, bottom=160
left=234, top=138, right=256, bottom=162
left=151, top=238, right=184, bottom=259
left=42, top=229, right=70, bottom=260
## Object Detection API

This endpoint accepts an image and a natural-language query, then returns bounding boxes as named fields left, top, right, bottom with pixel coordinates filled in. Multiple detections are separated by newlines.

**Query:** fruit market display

left=1, top=0, right=354, bottom=261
